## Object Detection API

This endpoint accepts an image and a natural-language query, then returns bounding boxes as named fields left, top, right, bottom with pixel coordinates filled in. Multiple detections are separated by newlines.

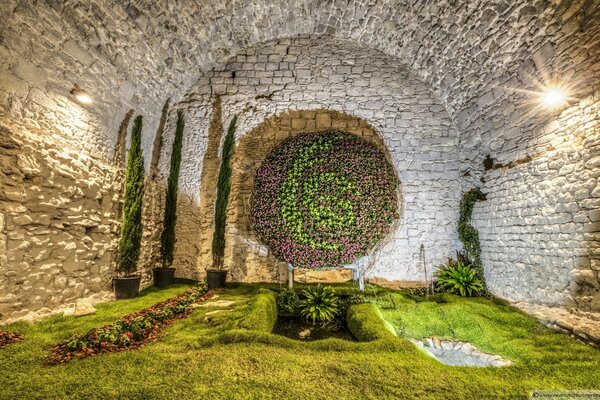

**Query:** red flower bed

left=0, top=330, right=24, bottom=349
left=48, top=284, right=214, bottom=364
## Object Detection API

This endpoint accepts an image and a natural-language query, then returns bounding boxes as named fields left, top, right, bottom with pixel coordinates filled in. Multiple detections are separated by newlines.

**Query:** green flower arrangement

left=251, top=131, right=399, bottom=268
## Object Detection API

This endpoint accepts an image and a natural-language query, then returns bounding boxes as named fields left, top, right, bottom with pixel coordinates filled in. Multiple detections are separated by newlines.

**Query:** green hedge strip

left=238, top=289, right=277, bottom=333
left=346, top=303, right=396, bottom=341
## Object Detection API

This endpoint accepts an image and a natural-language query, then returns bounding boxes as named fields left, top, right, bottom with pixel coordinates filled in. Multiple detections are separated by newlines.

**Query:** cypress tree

left=212, top=115, right=237, bottom=269
left=117, top=115, right=145, bottom=275
left=160, top=110, right=185, bottom=268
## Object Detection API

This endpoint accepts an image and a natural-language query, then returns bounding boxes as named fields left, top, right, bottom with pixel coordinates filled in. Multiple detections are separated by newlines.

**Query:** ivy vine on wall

left=251, top=131, right=399, bottom=269
left=458, top=188, right=486, bottom=282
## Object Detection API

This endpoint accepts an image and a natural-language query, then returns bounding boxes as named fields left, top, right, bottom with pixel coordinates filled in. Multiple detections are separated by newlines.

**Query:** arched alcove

left=163, top=35, right=461, bottom=285
left=223, top=109, right=402, bottom=282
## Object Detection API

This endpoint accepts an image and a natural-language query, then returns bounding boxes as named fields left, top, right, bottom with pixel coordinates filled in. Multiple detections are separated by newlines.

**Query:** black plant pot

left=113, top=276, right=141, bottom=299
left=153, top=268, right=175, bottom=288
left=206, top=269, right=228, bottom=289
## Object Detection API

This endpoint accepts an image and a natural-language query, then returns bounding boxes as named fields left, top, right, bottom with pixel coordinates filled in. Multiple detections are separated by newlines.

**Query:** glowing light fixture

left=541, top=86, right=567, bottom=108
left=70, top=86, right=93, bottom=104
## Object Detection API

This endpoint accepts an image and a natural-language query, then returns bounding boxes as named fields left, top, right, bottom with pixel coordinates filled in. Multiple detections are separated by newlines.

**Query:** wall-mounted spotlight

left=70, top=85, right=93, bottom=105
left=540, top=85, right=567, bottom=109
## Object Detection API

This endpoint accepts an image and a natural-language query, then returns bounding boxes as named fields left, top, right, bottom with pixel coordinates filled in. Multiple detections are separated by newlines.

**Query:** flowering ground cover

left=47, top=284, right=213, bottom=364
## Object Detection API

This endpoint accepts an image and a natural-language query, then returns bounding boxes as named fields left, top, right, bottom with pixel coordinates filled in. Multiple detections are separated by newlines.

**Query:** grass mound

left=346, top=303, right=396, bottom=341
left=238, top=288, right=277, bottom=332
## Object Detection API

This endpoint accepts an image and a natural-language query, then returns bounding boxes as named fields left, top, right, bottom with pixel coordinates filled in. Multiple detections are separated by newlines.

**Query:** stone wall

left=473, top=92, right=600, bottom=312
left=0, top=0, right=597, bottom=320
left=0, top=123, right=118, bottom=320
left=156, top=36, right=462, bottom=283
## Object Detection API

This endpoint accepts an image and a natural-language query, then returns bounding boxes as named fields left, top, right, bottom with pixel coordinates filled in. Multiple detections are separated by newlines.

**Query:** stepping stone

left=72, top=299, right=97, bottom=317
left=203, top=309, right=230, bottom=321
left=197, top=300, right=236, bottom=308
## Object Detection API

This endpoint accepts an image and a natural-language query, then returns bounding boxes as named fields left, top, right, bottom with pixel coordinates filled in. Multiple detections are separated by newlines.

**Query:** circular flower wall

left=251, top=131, right=399, bottom=269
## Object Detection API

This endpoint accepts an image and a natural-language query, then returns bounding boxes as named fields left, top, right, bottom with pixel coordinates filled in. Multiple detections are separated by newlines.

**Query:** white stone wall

left=160, top=36, right=462, bottom=282
left=0, top=0, right=597, bottom=320
left=472, top=93, right=600, bottom=312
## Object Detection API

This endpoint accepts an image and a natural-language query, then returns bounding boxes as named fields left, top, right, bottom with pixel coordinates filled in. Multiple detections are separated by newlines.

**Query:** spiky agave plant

left=434, top=259, right=484, bottom=297
left=299, top=285, right=339, bottom=325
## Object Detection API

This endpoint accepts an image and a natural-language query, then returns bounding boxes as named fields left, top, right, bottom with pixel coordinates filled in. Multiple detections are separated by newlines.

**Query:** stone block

left=315, top=113, right=331, bottom=129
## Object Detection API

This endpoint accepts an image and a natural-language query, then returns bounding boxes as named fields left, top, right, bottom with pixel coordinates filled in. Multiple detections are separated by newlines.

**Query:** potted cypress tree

left=155, top=110, right=185, bottom=288
left=207, top=115, right=237, bottom=289
left=114, top=115, right=145, bottom=299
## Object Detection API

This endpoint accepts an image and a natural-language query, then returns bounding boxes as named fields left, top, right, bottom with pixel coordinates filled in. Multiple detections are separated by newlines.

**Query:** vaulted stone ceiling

left=2, top=0, right=598, bottom=159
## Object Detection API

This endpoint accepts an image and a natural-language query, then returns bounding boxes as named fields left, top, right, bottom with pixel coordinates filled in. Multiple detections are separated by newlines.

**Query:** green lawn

left=1, top=283, right=598, bottom=399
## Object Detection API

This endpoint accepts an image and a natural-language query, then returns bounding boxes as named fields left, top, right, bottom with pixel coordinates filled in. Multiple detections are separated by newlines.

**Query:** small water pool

left=410, top=338, right=512, bottom=367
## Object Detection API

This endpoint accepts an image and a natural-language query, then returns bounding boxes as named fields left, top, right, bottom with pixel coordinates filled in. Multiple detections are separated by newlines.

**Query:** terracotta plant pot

left=152, top=268, right=175, bottom=289
left=113, top=276, right=141, bottom=299
left=206, top=269, right=228, bottom=289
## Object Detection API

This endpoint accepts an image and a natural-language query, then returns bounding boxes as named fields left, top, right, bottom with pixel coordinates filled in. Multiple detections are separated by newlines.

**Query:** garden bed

left=273, top=316, right=356, bottom=341
left=47, top=284, right=213, bottom=364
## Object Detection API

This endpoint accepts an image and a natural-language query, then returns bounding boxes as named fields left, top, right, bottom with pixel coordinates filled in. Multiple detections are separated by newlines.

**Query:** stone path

left=196, top=300, right=236, bottom=308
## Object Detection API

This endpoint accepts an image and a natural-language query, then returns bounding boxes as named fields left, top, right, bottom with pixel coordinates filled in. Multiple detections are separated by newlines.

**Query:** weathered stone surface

left=197, top=300, right=236, bottom=308
left=516, top=303, right=600, bottom=347
left=154, top=37, right=462, bottom=284
left=294, top=268, right=354, bottom=284
left=0, top=0, right=598, bottom=323
left=70, top=298, right=97, bottom=317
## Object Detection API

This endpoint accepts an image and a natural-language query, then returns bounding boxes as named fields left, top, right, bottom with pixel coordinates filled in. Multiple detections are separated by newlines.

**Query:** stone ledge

left=516, top=303, right=600, bottom=348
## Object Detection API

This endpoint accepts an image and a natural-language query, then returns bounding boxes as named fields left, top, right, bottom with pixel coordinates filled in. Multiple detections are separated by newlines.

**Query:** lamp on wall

left=540, top=85, right=567, bottom=109
left=70, top=85, right=93, bottom=105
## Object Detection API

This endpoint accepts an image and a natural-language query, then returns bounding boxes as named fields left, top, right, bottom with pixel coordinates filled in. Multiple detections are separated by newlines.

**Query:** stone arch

left=222, top=109, right=402, bottom=283
left=171, top=35, right=462, bottom=284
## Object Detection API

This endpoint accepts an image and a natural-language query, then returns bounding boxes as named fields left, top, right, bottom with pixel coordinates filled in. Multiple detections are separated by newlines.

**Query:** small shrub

left=299, top=285, right=339, bottom=326
left=276, top=289, right=300, bottom=315
left=434, top=259, right=484, bottom=297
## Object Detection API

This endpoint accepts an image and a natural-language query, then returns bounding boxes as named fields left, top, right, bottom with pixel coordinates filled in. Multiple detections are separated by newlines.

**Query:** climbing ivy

left=116, top=115, right=145, bottom=275
left=458, top=188, right=486, bottom=282
left=211, top=115, right=238, bottom=269
left=160, top=110, right=185, bottom=268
